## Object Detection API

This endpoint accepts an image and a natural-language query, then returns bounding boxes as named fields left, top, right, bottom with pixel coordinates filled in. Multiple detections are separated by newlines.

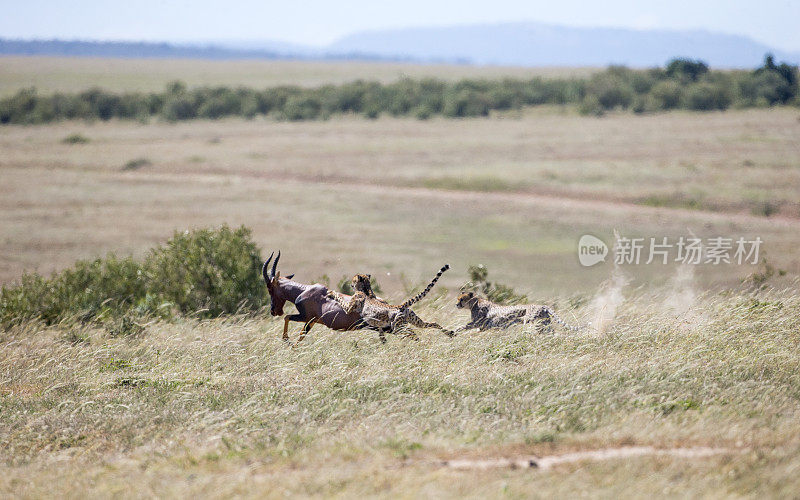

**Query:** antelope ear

left=367, top=274, right=372, bottom=280
left=274, top=271, right=281, bottom=281
left=285, top=274, right=294, bottom=280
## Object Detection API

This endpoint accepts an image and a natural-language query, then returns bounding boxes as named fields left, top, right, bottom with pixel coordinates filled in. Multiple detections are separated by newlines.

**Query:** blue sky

left=1, top=0, right=798, bottom=52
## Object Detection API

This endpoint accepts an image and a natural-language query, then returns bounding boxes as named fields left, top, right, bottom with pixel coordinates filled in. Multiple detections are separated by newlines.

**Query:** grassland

left=1, top=289, right=799, bottom=497
left=1, top=108, right=799, bottom=294
left=0, top=56, right=598, bottom=97
left=2, top=57, right=800, bottom=496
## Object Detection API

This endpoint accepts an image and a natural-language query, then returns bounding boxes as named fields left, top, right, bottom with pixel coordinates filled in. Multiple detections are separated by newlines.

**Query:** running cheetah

left=327, top=265, right=453, bottom=340
left=455, top=291, right=583, bottom=333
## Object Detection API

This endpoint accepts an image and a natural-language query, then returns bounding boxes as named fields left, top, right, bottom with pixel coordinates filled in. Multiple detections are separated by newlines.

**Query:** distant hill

left=0, top=39, right=284, bottom=60
left=330, top=22, right=800, bottom=68
left=0, top=38, right=410, bottom=63
left=3, top=21, right=799, bottom=68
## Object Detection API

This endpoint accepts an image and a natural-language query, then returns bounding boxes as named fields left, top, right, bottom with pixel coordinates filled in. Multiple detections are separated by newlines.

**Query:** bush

left=413, top=104, right=433, bottom=120
left=0, top=55, right=797, bottom=125
left=666, top=58, right=709, bottom=82
left=197, top=97, right=234, bottom=119
left=61, top=133, right=90, bottom=144
left=753, top=54, right=798, bottom=104
left=578, top=95, right=604, bottom=116
left=0, top=225, right=265, bottom=327
left=162, top=95, right=197, bottom=121
left=144, top=226, right=264, bottom=317
left=122, top=157, right=151, bottom=171
left=282, top=95, right=322, bottom=121
left=0, top=87, right=38, bottom=124
left=0, top=255, right=146, bottom=327
left=166, top=80, right=187, bottom=95
left=585, top=72, right=634, bottom=110
left=631, top=96, right=647, bottom=114
left=648, top=81, right=684, bottom=110
left=685, top=83, right=731, bottom=111
left=463, top=264, right=526, bottom=305
left=748, top=69, right=795, bottom=105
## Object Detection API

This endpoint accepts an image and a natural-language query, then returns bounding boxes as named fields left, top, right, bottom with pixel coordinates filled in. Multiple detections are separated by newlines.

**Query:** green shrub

left=282, top=95, right=322, bottom=120
left=240, top=94, right=259, bottom=119
left=685, top=83, right=731, bottom=111
left=748, top=71, right=793, bottom=106
left=107, top=312, right=146, bottom=337
left=443, top=89, right=490, bottom=117
left=463, top=264, right=526, bottom=305
left=0, top=254, right=145, bottom=327
left=51, top=93, right=93, bottom=120
left=166, top=80, right=188, bottom=95
left=631, top=96, right=647, bottom=114
left=630, top=72, right=656, bottom=94
left=0, top=226, right=265, bottom=327
left=753, top=54, right=798, bottom=104
left=666, top=58, right=709, bottom=82
left=750, top=199, right=782, bottom=217
left=197, top=96, right=233, bottom=119
left=363, top=105, right=381, bottom=119
left=143, top=226, right=264, bottom=317
left=585, top=73, right=634, bottom=110
left=162, top=95, right=197, bottom=121
left=61, top=133, right=90, bottom=144
left=0, top=55, right=796, bottom=125
left=648, top=81, right=684, bottom=110
left=0, top=87, right=39, bottom=124
left=413, top=104, right=433, bottom=120
left=122, top=158, right=151, bottom=171
left=578, top=95, right=604, bottom=116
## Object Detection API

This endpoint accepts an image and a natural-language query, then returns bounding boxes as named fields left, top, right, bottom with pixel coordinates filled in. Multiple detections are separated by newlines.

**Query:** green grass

left=1, top=286, right=799, bottom=496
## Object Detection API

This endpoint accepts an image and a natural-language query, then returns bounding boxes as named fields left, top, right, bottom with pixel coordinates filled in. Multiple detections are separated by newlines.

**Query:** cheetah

left=327, top=265, right=454, bottom=341
left=454, top=291, right=584, bottom=333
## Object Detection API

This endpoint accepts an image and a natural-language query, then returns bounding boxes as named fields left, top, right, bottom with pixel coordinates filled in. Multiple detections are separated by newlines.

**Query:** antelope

left=262, top=251, right=377, bottom=343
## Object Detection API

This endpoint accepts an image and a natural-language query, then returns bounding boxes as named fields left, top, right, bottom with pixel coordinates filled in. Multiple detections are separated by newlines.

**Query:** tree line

left=1, top=55, right=797, bottom=124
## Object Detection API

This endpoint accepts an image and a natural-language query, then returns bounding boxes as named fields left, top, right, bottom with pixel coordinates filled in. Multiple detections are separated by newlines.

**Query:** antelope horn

left=271, top=250, right=281, bottom=280
left=263, top=251, right=274, bottom=282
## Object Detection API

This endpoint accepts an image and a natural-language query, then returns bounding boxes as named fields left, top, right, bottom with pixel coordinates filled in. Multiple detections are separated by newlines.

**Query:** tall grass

left=0, top=286, right=798, bottom=496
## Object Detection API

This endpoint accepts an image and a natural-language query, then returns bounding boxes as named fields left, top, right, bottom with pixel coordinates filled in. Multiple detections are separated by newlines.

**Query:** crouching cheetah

left=327, top=265, right=454, bottom=341
left=455, top=291, right=584, bottom=333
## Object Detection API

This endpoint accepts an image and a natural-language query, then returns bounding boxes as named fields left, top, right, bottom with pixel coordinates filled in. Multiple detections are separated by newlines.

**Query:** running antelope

left=262, top=251, right=380, bottom=343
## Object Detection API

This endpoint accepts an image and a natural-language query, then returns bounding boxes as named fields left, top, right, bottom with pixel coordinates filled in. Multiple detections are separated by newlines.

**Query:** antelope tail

left=398, top=264, right=450, bottom=309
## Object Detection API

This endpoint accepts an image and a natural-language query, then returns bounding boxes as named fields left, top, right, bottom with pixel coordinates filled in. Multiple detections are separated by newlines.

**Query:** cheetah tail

left=398, top=264, right=450, bottom=309
left=544, top=306, right=589, bottom=332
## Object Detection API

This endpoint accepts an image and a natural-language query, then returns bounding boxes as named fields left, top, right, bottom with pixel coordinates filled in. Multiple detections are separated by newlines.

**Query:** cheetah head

left=351, top=273, right=372, bottom=293
left=456, top=291, right=478, bottom=309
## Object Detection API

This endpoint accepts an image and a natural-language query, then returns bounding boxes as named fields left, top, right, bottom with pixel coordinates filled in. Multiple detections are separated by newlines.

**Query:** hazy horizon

left=1, top=0, right=799, bottom=53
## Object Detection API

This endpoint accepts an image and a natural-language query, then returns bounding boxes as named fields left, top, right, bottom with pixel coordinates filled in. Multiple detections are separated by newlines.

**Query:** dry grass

left=1, top=287, right=799, bottom=497
left=2, top=65, right=800, bottom=495
left=1, top=109, right=799, bottom=293
left=0, top=56, right=599, bottom=96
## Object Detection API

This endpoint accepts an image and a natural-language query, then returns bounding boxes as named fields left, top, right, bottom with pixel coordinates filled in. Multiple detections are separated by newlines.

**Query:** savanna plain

left=2, top=57, right=800, bottom=497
